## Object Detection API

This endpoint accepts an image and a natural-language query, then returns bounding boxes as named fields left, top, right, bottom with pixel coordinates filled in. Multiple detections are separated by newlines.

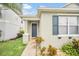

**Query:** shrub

left=40, top=47, right=46, bottom=55
left=62, top=43, right=78, bottom=56
left=35, top=37, right=44, bottom=44
left=72, top=39, right=79, bottom=49
left=35, top=37, right=44, bottom=49
left=72, top=39, right=79, bottom=54
left=47, top=45, right=57, bottom=56
left=61, top=39, right=79, bottom=56
left=20, top=30, right=24, bottom=34
left=16, top=30, right=24, bottom=38
left=40, top=45, right=57, bottom=56
left=17, top=33, right=23, bottom=38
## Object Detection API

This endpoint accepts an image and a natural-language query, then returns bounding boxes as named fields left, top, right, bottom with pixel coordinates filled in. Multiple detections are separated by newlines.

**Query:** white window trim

left=58, top=16, right=79, bottom=36
left=67, top=17, right=70, bottom=35
left=58, top=34, right=79, bottom=37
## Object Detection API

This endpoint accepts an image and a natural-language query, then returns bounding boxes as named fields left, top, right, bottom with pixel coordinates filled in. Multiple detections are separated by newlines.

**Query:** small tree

left=35, top=37, right=44, bottom=56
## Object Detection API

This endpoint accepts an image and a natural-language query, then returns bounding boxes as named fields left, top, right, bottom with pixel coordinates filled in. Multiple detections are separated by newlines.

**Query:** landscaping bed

left=0, top=37, right=26, bottom=56
left=61, top=39, right=79, bottom=56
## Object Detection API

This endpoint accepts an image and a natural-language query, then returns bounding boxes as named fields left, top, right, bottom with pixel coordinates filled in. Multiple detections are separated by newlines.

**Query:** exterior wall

left=0, top=9, right=21, bottom=40
left=0, top=21, right=5, bottom=41
left=4, top=23, right=20, bottom=40
left=40, top=12, right=53, bottom=47
left=28, top=21, right=31, bottom=39
left=40, top=12, right=79, bottom=48
left=21, top=20, right=26, bottom=31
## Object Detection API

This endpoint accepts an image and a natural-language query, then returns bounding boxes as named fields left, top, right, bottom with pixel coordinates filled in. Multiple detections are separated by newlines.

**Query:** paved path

left=56, top=50, right=66, bottom=56
left=21, top=39, right=66, bottom=56
left=21, top=39, right=37, bottom=56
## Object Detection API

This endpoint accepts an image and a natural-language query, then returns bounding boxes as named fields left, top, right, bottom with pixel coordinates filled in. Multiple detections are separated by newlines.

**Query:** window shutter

left=0, top=9, right=2, bottom=18
left=52, top=16, right=59, bottom=35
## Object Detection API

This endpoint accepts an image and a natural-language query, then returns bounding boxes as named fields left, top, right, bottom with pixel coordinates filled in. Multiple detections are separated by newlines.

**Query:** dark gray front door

left=32, top=23, right=37, bottom=37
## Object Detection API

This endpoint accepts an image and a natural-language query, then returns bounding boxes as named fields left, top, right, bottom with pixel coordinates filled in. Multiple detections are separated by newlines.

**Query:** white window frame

left=54, top=15, right=79, bottom=36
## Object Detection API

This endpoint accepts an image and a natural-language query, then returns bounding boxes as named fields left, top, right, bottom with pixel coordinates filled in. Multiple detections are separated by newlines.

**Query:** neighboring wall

left=0, top=8, right=21, bottom=40
left=40, top=12, right=79, bottom=48
left=0, top=20, right=5, bottom=41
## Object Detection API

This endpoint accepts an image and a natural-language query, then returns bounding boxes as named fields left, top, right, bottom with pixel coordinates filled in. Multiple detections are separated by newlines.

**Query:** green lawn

left=0, top=37, right=26, bottom=56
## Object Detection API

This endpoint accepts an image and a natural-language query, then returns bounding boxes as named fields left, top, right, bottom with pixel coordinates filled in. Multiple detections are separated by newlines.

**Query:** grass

left=0, top=37, right=26, bottom=56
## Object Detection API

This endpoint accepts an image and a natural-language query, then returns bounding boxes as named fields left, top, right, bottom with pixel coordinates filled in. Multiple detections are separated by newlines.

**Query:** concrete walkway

left=21, top=39, right=66, bottom=56
left=56, top=50, right=66, bottom=56
left=21, top=39, right=37, bottom=56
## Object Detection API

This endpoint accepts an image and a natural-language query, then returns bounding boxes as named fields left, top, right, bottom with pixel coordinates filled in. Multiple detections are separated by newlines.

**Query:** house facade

left=22, top=3, right=79, bottom=48
left=0, top=4, right=22, bottom=41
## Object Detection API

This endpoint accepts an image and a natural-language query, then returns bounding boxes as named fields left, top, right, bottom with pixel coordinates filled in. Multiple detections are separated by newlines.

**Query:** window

left=59, top=16, right=68, bottom=34
left=59, top=26, right=67, bottom=34
left=69, top=26, right=77, bottom=34
left=53, top=16, right=58, bottom=35
left=68, top=17, right=77, bottom=34
left=77, top=16, right=79, bottom=34
left=52, top=16, right=79, bottom=35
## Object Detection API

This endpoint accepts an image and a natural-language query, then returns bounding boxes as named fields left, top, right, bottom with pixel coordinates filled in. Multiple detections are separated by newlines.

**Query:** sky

left=22, top=3, right=66, bottom=16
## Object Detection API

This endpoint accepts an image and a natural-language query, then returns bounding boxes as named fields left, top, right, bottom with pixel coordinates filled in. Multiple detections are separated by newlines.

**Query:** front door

left=32, top=23, right=37, bottom=37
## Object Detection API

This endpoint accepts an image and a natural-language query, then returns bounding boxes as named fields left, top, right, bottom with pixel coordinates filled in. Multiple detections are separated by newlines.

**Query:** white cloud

left=23, top=4, right=32, bottom=9
left=22, top=9, right=36, bottom=15
left=39, top=5, right=47, bottom=8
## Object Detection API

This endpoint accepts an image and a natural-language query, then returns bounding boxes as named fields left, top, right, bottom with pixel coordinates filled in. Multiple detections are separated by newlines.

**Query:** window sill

left=57, top=34, right=79, bottom=37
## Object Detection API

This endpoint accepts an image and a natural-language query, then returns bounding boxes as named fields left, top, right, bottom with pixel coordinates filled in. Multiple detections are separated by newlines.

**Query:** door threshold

left=32, top=37, right=37, bottom=39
